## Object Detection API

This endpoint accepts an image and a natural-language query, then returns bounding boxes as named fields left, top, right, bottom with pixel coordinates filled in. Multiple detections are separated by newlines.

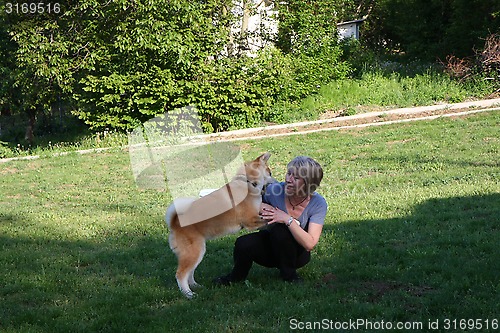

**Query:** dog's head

left=241, top=152, right=276, bottom=194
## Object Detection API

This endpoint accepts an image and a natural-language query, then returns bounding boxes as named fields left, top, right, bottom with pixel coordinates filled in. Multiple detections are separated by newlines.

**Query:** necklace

left=288, top=195, right=309, bottom=210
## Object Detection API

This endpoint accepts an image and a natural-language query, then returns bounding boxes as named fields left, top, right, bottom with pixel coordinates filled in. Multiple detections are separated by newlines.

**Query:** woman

left=214, top=156, right=328, bottom=284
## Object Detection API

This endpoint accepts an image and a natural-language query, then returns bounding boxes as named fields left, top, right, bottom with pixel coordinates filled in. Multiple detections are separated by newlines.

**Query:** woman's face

left=285, top=168, right=307, bottom=196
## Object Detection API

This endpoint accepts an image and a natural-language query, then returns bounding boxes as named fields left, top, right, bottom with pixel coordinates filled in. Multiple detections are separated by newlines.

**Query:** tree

left=70, top=0, right=245, bottom=131
left=1, top=2, right=83, bottom=142
left=364, top=0, right=500, bottom=60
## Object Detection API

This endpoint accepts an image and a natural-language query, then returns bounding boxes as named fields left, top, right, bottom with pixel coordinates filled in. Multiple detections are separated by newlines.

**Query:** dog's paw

left=179, top=288, right=196, bottom=299
left=182, top=289, right=196, bottom=299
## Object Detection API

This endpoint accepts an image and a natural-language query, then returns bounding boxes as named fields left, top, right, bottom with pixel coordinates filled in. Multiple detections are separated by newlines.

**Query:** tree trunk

left=240, top=0, right=251, bottom=51
left=25, top=108, right=36, bottom=144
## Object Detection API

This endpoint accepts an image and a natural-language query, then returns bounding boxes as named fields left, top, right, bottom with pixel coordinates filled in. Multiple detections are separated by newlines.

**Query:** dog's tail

left=165, top=202, right=177, bottom=229
left=165, top=198, right=196, bottom=252
left=165, top=197, right=196, bottom=229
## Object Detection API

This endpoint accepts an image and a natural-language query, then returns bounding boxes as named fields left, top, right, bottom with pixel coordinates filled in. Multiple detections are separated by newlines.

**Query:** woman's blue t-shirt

left=262, top=182, right=328, bottom=229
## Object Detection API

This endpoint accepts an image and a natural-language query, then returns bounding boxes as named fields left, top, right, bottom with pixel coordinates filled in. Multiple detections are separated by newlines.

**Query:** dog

left=165, top=152, right=274, bottom=298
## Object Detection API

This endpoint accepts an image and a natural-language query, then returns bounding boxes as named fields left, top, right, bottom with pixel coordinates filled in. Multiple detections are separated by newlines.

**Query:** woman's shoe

left=282, top=272, right=303, bottom=283
left=285, top=275, right=303, bottom=283
left=212, top=274, right=233, bottom=286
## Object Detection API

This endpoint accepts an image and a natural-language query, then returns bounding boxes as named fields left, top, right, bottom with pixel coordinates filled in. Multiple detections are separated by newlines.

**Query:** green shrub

left=0, top=141, right=13, bottom=158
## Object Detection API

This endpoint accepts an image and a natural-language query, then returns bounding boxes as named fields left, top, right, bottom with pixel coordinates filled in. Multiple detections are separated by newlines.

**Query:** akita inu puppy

left=165, top=153, right=274, bottom=298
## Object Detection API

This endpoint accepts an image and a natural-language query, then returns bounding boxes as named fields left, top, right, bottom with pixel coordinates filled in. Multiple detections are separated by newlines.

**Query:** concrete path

left=201, top=98, right=500, bottom=142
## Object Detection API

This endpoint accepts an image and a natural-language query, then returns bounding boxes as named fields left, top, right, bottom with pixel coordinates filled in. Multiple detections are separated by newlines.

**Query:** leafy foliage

left=0, top=0, right=350, bottom=134
left=365, top=0, right=500, bottom=60
left=71, top=0, right=352, bottom=132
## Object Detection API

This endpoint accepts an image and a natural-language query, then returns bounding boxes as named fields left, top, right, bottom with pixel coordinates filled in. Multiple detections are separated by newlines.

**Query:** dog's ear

left=257, top=152, right=271, bottom=163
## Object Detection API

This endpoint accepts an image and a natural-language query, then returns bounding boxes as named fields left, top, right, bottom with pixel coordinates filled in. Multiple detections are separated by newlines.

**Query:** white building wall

left=230, top=0, right=278, bottom=57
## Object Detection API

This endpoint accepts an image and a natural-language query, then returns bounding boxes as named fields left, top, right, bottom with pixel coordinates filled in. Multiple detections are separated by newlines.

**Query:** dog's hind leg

left=176, top=238, right=206, bottom=298
left=188, top=241, right=206, bottom=290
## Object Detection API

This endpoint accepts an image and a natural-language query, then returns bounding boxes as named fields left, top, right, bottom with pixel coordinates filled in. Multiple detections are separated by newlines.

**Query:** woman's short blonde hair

left=287, top=156, right=324, bottom=195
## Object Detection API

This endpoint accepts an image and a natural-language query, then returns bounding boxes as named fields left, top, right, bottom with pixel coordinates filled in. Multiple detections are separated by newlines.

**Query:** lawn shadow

left=0, top=213, right=179, bottom=332
left=315, top=193, right=500, bottom=316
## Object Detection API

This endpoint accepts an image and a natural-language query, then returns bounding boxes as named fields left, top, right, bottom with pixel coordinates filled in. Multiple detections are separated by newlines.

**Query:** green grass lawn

left=1, top=111, right=499, bottom=332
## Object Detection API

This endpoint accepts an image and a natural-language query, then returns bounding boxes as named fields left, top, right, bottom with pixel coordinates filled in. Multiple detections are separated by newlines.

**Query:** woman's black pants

left=229, top=223, right=310, bottom=281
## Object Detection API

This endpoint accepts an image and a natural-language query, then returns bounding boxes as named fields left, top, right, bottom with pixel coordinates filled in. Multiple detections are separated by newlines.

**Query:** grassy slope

left=1, top=111, right=499, bottom=332
left=270, top=70, right=496, bottom=124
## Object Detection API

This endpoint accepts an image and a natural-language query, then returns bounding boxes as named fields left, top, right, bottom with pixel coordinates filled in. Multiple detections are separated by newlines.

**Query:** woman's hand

left=260, top=203, right=274, bottom=213
left=260, top=205, right=290, bottom=224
